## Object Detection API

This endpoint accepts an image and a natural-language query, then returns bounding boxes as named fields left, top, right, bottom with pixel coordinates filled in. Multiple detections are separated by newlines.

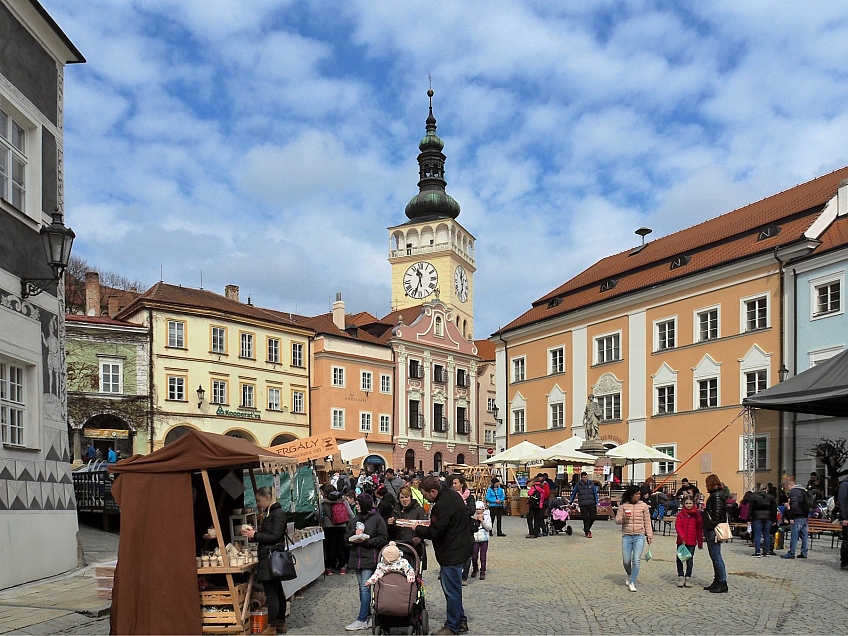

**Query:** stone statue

left=583, top=394, right=602, bottom=441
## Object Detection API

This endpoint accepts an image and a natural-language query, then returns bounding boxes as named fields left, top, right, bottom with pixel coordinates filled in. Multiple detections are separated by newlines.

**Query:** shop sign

left=269, top=433, right=337, bottom=462
left=601, top=434, right=624, bottom=445
left=216, top=406, right=261, bottom=420
left=84, top=428, right=130, bottom=439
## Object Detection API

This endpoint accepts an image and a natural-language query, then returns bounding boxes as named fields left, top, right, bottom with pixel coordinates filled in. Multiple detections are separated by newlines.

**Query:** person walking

left=451, top=474, right=475, bottom=585
left=470, top=500, right=492, bottom=580
left=570, top=472, right=599, bottom=538
left=702, top=473, right=729, bottom=593
left=383, top=468, right=406, bottom=500
left=413, top=476, right=473, bottom=635
left=837, top=474, right=848, bottom=571
left=525, top=477, right=545, bottom=539
left=674, top=496, right=703, bottom=587
left=781, top=479, right=810, bottom=559
left=240, top=487, right=289, bottom=634
left=321, top=489, right=353, bottom=575
left=749, top=483, right=777, bottom=557
left=485, top=477, right=507, bottom=536
left=344, top=493, right=388, bottom=631
left=615, top=485, right=652, bottom=592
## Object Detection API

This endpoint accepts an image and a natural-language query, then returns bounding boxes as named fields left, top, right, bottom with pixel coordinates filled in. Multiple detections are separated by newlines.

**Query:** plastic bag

left=676, top=544, right=692, bottom=562
left=644, top=548, right=653, bottom=561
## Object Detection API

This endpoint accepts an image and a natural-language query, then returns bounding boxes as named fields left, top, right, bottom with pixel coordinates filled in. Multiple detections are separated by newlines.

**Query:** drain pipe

left=773, top=247, right=787, bottom=483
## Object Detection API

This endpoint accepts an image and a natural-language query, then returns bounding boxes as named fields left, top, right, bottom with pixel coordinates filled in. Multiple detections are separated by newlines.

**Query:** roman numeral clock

left=404, top=262, right=438, bottom=299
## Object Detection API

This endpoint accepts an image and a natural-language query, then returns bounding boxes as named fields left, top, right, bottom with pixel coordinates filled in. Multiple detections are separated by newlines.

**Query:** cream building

left=118, top=283, right=313, bottom=449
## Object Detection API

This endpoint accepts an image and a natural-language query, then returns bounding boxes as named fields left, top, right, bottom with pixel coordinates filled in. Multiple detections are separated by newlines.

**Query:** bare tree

left=65, top=255, right=146, bottom=314
left=806, top=438, right=848, bottom=496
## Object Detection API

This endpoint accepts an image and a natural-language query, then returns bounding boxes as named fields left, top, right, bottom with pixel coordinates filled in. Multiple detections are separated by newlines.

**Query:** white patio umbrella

left=482, top=440, right=543, bottom=465
left=605, top=439, right=681, bottom=483
left=523, top=443, right=597, bottom=465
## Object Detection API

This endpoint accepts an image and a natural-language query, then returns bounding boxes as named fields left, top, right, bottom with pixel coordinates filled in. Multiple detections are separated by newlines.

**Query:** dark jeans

left=580, top=504, right=597, bottom=535
left=439, top=563, right=466, bottom=633
left=526, top=508, right=543, bottom=536
left=323, top=526, right=346, bottom=570
left=752, top=519, right=772, bottom=555
left=842, top=524, right=848, bottom=566
left=462, top=557, right=471, bottom=581
left=705, top=530, right=727, bottom=583
left=676, top=544, right=695, bottom=577
left=472, top=542, right=488, bottom=573
left=263, top=580, right=286, bottom=627
left=490, top=506, right=504, bottom=534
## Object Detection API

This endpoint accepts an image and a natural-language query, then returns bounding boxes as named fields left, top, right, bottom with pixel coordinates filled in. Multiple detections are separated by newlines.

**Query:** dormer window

left=547, top=297, right=563, bottom=309
left=757, top=225, right=781, bottom=241
left=599, top=279, right=618, bottom=293
left=670, top=255, right=691, bottom=270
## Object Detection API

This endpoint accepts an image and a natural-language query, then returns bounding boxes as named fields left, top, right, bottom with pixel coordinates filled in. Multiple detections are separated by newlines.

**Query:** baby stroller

left=546, top=497, right=573, bottom=536
left=371, top=542, right=428, bottom=635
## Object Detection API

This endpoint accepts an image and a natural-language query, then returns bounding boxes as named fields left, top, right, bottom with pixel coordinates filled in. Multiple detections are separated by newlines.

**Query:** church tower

left=388, top=90, right=476, bottom=339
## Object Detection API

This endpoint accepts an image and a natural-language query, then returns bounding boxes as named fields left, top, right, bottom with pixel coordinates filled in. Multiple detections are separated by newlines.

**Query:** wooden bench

left=807, top=519, right=843, bottom=548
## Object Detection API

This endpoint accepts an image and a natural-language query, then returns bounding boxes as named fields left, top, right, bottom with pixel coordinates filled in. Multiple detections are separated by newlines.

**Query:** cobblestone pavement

left=44, top=516, right=848, bottom=635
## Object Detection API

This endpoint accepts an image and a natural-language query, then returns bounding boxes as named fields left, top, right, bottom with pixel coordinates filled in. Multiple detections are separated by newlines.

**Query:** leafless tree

left=65, top=255, right=146, bottom=314
left=806, top=437, right=848, bottom=496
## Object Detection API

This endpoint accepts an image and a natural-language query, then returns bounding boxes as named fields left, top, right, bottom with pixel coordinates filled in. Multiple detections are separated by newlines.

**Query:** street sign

left=487, top=447, right=495, bottom=455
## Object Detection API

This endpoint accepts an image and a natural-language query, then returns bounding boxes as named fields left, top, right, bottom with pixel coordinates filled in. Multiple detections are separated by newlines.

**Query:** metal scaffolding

left=742, top=407, right=756, bottom=494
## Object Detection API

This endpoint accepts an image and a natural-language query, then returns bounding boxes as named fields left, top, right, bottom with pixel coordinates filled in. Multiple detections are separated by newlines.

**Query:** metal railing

left=409, top=413, right=424, bottom=429
left=73, top=470, right=120, bottom=514
left=409, top=366, right=424, bottom=379
left=434, top=416, right=449, bottom=433
left=456, top=419, right=471, bottom=435
left=433, top=368, right=448, bottom=383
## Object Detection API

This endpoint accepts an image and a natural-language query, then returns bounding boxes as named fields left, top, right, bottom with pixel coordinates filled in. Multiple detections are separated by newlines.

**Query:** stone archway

left=80, top=413, right=133, bottom=461
left=225, top=429, right=257, bottom=444
left=405, top=448, right=415, bottom=470
left=163, top=425, right=196, bottom=446
left=270, top=433, right=298, bottom=447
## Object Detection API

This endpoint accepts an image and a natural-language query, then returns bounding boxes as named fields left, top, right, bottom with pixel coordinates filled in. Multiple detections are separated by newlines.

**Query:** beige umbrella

left=605, top=439, right=680, bottom=483
left=482, top=440, right=543, bottom=465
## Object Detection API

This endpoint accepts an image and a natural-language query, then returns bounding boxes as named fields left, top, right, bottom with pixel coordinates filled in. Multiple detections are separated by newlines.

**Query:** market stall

left=109, top=430, right=299, bottom=635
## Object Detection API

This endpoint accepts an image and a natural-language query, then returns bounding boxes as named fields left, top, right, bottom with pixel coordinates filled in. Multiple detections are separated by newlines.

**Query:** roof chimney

left=225, top=285, right=239, bottom=302
left=838, top=179, right=848, bottom=217
left=107, top=295, right=121, bottom=318
left=85, top=272, right=101, bottom=316
left=333, top=292, right=345, bottom=330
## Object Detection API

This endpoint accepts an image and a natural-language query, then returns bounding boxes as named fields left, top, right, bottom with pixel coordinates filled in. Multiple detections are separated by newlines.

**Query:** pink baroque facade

left=390, top=300, right=479, bottom=472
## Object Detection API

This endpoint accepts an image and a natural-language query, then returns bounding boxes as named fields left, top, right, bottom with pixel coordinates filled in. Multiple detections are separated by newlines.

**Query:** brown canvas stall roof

left=109, top=431, right=296, bottom=635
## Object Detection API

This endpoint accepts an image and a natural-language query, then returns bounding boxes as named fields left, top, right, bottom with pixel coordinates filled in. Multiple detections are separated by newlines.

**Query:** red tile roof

left=285, top=312, right=391, bottom=347
left=498, top=166, right=848, bottom=335
left=381, top=305, right=425, bottom=330
left=65, top=315, right=145, bottom=328
left=474, top=339, right=496, bottom=361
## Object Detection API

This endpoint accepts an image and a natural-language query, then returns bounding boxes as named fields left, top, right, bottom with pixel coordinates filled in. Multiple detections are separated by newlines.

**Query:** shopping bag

left=269, top=536, right=298, bottom=580
left=676, top=544, right=692, bottom=562
left=644, top=548, right=653, bottom=561
left=714, top=522, right=732, bottom=542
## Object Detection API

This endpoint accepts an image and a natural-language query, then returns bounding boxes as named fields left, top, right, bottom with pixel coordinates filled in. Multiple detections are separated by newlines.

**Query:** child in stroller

left=370, top=541, right=429, bottom=635
left=547, top=497, right=573, bottom=535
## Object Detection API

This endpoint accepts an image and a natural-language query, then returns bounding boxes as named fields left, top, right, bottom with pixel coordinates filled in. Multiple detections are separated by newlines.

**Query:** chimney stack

left=332, top=292, right=345, bottom=330
left=838, top=179, right=848, bottom=218
left=107, top=295, right=121, bottom=318
left=225, top=285, right=239, bottom=302
left=85, top=272, right=101, bottom=316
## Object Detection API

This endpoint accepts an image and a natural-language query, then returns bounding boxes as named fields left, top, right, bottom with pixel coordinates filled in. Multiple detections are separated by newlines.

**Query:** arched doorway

left=405, top=449, right=415, bottom=470
left=164, top=425, right=195, bottom=446
left=81, top=413, right=134, bottom=459
left=270, top=433, right=298, bottom=447
left=456, top=453, right=466, bottom=465
left=434, top=451, right=443, bottom=474
left=364, top=455, right=385, bottom=473
left=225, top=429, right=257, bottom=444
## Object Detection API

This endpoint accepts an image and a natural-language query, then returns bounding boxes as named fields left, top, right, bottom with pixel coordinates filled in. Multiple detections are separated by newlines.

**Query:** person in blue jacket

left=107, top=447, right=117, bottom=463
left=485, top=477, right=507, bottom=537
left=570, top=472, right=599, bottom=538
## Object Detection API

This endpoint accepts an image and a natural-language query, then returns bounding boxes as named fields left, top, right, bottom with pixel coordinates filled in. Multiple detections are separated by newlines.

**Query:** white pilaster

left=571, top=326, right=587, bottom=435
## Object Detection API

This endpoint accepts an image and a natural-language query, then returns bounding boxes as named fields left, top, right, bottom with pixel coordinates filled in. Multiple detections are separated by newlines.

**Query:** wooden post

left=201, top=469, right=228, bottom=567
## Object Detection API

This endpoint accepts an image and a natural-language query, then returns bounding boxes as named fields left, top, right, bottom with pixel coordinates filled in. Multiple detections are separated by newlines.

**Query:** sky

left=46, top=1, right=848, bottom=338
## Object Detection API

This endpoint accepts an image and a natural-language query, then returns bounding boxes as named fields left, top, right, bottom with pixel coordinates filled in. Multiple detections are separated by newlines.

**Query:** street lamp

left=21, top=209, right=76, bottom=298
left=778, top=365, right=789, bottom=382
left=196, top=385, right=206, bottom=409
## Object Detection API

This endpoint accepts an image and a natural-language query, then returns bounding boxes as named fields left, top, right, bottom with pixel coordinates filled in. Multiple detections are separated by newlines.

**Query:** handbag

left=676, top=544, right=692, bottom=562
left=714, top=522, right=732, bottom=542
left=268, top=535, right=298, bottom=580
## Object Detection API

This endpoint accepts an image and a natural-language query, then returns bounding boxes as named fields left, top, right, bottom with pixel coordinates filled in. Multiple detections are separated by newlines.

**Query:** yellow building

left=118, top=283, right=313, bottom=449
left=493, top=167, right=848, bottom=496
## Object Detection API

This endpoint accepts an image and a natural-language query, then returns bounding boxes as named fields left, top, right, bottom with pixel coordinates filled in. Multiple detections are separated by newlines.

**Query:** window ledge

left=291, top=365, right=306, bottom=369
left=165, top=346, right=188, bottom=351
left=165, top=398, right=188, bottom=402
left=2, top=443, right=40, bottom=452
left=591, top=359, right=624, bottom=368
left=212, top=402, right=230, bottom=407
left=210, top=350, right=228, bottom=356
left=238, top=356, right=256, bottom=361
left=600, top=419, right=623, bottom=424
left=265, top=359, right=280, bottom=364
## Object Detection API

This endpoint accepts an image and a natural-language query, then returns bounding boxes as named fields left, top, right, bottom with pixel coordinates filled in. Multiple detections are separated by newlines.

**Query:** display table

left=282, top=532, right=325, bottom=598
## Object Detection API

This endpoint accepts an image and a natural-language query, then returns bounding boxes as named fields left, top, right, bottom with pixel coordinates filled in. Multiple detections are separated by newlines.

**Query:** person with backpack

left=322, top=489, right=354, bottom=575
left=782, top=479, right=811, bottom=559
left=525, top=477, right=545, bottom=539
left=749, top=483, right=777, bottom=557
left=570, top=472, right=599, bottom=538
left=485, top=477, right=507, bottom=537
left=674, top=495, right=703, bottom=587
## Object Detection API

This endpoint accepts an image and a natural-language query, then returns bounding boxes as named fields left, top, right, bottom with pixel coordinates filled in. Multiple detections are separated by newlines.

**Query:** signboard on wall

left=84, top=428, right=130, bottom=439
left=269, top=434, right=337, bottom=462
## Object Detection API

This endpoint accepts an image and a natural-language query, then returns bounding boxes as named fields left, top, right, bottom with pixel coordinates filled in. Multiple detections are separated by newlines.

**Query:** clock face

left=404, top=262, right=438, bottom=299
left=454, top=266, right=469, bottom=303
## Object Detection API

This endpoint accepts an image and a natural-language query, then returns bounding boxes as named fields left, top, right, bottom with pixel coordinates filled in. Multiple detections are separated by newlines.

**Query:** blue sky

left=47, top=1, right=848, bottom=337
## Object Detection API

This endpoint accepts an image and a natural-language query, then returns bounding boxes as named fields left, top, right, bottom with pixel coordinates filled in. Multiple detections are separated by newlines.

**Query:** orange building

left=493, top=166, right=848, bottom=496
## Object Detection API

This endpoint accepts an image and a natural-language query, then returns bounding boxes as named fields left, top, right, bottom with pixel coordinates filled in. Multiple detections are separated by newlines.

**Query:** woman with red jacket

left=674, top=496, right=703, bottom=588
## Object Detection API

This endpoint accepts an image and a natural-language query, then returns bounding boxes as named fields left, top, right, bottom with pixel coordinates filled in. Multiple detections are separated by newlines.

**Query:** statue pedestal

left=578, top=439, right=608, bottom=458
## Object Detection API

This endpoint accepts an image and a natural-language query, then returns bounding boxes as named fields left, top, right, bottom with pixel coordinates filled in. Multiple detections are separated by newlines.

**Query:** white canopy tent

left=482, top=440, right=543, bottom=465
left=605, top=439, right=681, bottom=483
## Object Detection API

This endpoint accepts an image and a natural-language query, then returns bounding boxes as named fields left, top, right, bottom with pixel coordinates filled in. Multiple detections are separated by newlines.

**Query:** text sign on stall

left=269, top=434, right=338, bottom=462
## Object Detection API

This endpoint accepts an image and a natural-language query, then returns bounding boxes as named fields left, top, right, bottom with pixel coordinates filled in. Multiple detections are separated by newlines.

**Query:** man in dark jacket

left=781, top=480, right=809, bottom=559
left=570, top=472, right=599, bottom=538
left=383, top=469, right=406, bottom=500
left=345, top=493, right=388, bottom=631
left=414, top=476, right=472, bottom=635
left=749, top=484, right=777, bottom=557
left=837, top=475, right=848, bottom=570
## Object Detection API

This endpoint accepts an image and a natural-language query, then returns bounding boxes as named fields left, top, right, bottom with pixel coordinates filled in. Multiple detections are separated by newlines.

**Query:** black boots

left=709, top=581, right=728, bottom=593
left=703, top=579, right=718, bottom=590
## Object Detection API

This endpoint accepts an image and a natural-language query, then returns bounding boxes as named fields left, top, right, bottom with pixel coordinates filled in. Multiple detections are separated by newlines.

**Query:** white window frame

left=331, top=408, right=345, bottom=430
left=740, top=293, right=769, bottom=332
left=240, top=332, right=255, bottom=359
left=241, top=383, right=255, bottom=408
left=267, top=337, right=281, bottom=363
left=434, top=315, right=444, bottom=337
left=0, top=357, right=29, bottom=447
left=809, top=345, right=843, bottom=369
left=211, top=326, right=227, bottom=354
left=694, top=304, right=720, bottom=342
left=696, top=377, right=719, bottom=409
left=653, top=443, right=677, bottom=476
left=739, top=433, right=770, bottom=471
left=594, top=330, right=622, bottom=365
left=511, top=355, right=526, bottom=383
left=99, top=358, right=123, bottom=394
left=292, top=390, right=305, bottom=413
left=738, top=344, right=772, bottom=402
left=331, top=366, right=345, bottom=388
left=653, top=316, right=677, bottom=352
left=597, top=393, right=621, bottom=421
left=810, top=271, right=844, bottom=320
left=550, top=402, right=565, bottom=429
left=167, top=320, right=185, bottom=348
left=487, top=397, right=496, bottom=412
left=0, top=103, right=31, bottom=214
left=484, top=429, right=495, bottom=444
left=512, top=408, right=525, bottom=433
left=549, top=345, right=565, bottom=374
left=744, top=369, right=768, bottom=399
left=361, top=370, right=373, bottom=392
left=291, top=342, right=305, bottom=367
left=211, top=379, right=227, bottom=404
left=692, top=354, right=721, bottom=410
left=167, top=375, right=185, bottom=401
left=379, top=414, right=391, bottom=434
left=655, top=384, right=675, bottom=415
left=380, top=373, right=391, bottom=394
left=267, top=387, right=281, bottom=411
left=360, top=411, right=373, bottom=433
left=652, top=362, right=678, bottom=416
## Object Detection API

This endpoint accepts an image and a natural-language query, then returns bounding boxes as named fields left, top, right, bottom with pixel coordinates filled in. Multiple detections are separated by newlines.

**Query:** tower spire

left=404, top=87, right=460, bottom=221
